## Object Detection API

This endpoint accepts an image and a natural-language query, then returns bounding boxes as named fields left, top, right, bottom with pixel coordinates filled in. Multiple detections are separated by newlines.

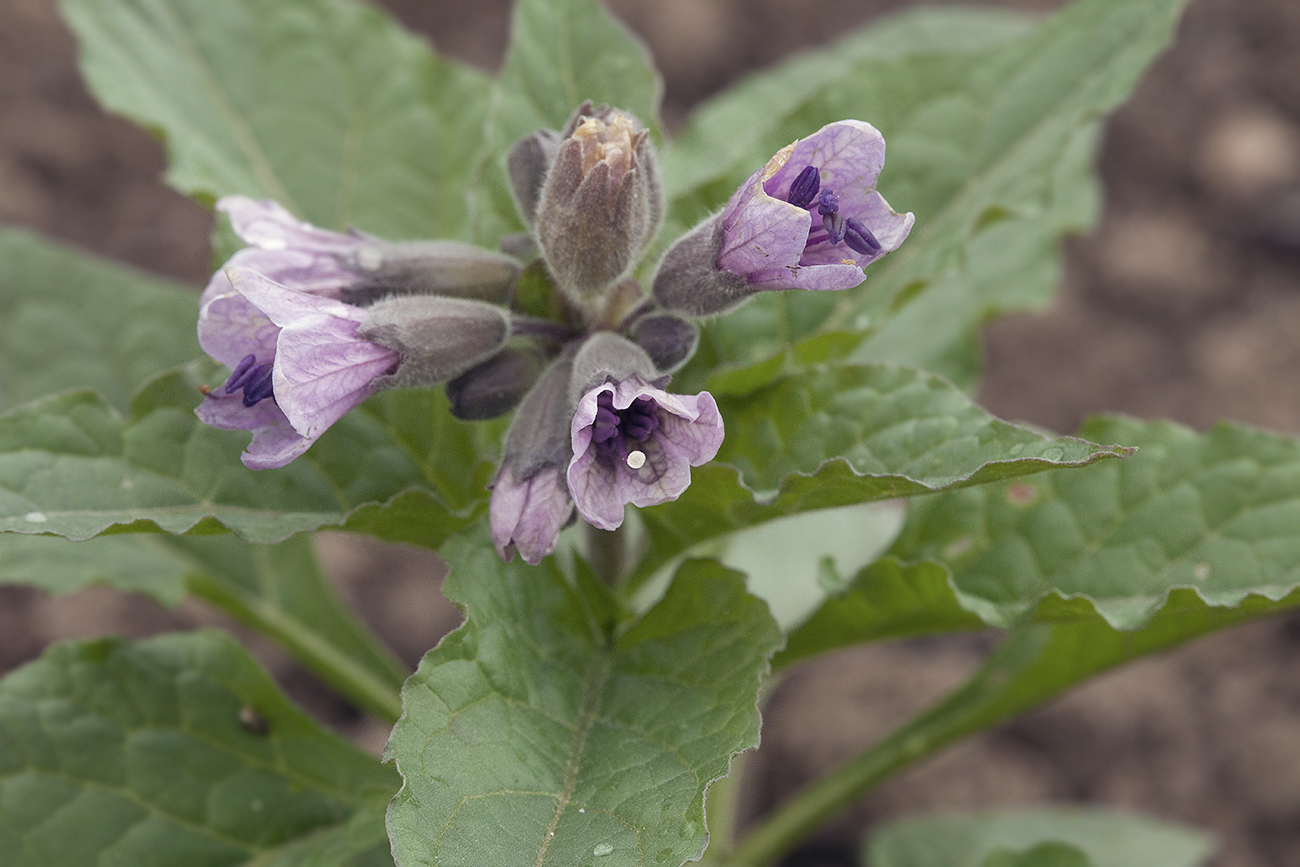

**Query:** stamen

left=241, top=364, right=276, bottom=407
left=786, top=166, right=820, bottom=209
left=626, top=450, right=646, bottom=469
left=816, top=189, right=839, bottom=217
left=223, top=354, right=258, bottom=394
left=822, top=211, right=846, bottom=244
left=843, top=218, right=882, bottom=256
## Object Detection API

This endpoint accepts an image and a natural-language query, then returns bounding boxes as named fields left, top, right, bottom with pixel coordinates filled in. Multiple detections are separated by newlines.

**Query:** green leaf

left=0, top=531, right=408, bottom=721
left=890, top=416, right=1300, bottom=630
left=0, top=230, right=200, bottom=414
left=978, top=842, right=1093, bottom=867
left=0, top=384, right=491, bottom=549
left=865, top=808, right=1212, bottom=867
left=630, top=364, right=1131, bottom=584
left=60, top=0, right=491, bottom=240
left=776, top=557, right=982, bottom=668
left=386, top=532, right=781, bottom=867
left=472, top=0, right=662, bottom=244
left=0, top=630, right=398, bottom=867
left=664, top=0, right=1188, bottom=387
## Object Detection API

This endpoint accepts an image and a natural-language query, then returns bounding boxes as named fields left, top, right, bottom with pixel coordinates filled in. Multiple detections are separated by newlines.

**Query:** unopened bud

left=358, top=296, right=510, bottom=388
left=337, top=241, right=521, bottom=306
left=507, top=129, right=561, bottom=227
left=568, top=331, right=659, bottom=406
left=500, top=347, right=580, bottom=482
left=445, top=345, right=545, bottom=421
left=533, top=102, right=663, bottom=301
left=629, top=313, right=699, bottom=373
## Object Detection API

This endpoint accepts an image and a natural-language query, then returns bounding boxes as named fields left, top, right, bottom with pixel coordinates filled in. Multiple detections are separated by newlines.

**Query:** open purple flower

left=197, top=267, right=399, bottom=469
left=567, top=376, right=723, bottom=531
left=652, top=120, right=914, bottom=316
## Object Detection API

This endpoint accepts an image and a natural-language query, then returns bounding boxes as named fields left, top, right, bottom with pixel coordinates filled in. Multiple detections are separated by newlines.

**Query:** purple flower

left=567, top=376, right=724, bottom=531
left=196, top=267, right=399, bottom=469
left=652, top=120, right=914, bottom=315
left=489, top=465, right=575, bottom=565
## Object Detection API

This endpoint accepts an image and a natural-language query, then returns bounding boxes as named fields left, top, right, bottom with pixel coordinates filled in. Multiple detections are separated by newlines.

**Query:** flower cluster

left=196, top=111, right=911, bottom=563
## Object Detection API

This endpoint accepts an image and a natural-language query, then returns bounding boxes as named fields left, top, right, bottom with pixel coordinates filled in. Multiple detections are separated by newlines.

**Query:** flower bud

left=628, top=312, right=700, bottom=374
left=568, top=331, right=660, bottom=406
left=490, top=349, right=580, bottom=564
left=336, top=240, right=521, bottom=306
left=533, top=102, right=663, bottom=301
left=357, top=296, right=510, bottom=388
left=445, top=345, right=545, bottom=421
left=507, top=129, right=561, bottom=227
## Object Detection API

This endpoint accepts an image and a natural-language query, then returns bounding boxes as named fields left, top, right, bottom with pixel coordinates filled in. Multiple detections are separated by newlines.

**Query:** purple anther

left=817, top=189, right=839, bottom=217
left=843, top=217, right=882, bottom=256
left=621, top=396, right=660, bottom=441
left=592, top=394, right=622, bottom=443
left=786, top=166, right=821, bottom=210
left=240, top=363, right=276, bottom=407
left=822, top=211, right=846, bottom=244
left=223, top=354, right=259, bottom=394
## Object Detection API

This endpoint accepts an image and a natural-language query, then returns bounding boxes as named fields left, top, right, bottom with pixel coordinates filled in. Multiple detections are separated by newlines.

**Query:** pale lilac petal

left=227, top=268, right=398, bottom=438
left=219, top=196, right=361, bottom=254
left=798, top=191, right=914, bottom=267
left=490, top=466, right=574, bottom=564
left=195, top=391, right=310, bottom=470
left=765, top=120, right=886, bottom=204
left=216, top=196, right=367, bottom=292
left=716, top=176, right=811, bottom=281
left=567, top=378, right=724, bottom=531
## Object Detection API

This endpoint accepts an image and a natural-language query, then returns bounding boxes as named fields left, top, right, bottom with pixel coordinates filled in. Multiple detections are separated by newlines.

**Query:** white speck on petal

left=261, top=237, right=288, bottom=251
left=626, top=450, right=646, bottom=469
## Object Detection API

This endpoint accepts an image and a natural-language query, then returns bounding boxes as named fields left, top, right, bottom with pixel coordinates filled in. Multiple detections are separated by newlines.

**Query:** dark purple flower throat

left=592, top=391, right=659, bottom=469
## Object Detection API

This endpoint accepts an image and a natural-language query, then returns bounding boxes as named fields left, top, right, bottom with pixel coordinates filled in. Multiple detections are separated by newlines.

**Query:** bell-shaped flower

left=490, top=350, right=579, bottom=564
left=652, top=120, right=914, bottom=316
left=566, top=333, right=723, bottom=531
left=196, top=267, right=399, bottom=469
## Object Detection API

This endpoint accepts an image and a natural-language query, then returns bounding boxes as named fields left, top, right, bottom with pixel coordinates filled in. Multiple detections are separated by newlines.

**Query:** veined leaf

left=664, top=0, right=1188, bottom=389
left=0, top=385, right=492, bottom=550
left=386, top=533, right=781, bottom=867
left=866, top=808, right=1212, bottom=867
left=0, top=230, right=200, bottom=414
left=61, top=0, right=490, bottom=241
left=0, top=631, right=398, bottom=867
left=630, top=364, right=1131, bottom=584
left=890, top=416, right=1300, bottom=630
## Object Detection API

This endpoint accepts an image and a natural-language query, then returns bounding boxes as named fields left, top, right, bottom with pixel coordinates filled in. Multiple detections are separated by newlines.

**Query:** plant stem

left=726, top=628, right=1054, bottom=866
left=586, top=522, right=625, bottom=588
left=187, top=575, right=406, bottom=724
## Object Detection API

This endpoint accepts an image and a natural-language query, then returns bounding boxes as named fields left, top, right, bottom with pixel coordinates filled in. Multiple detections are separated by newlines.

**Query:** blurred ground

left=1, top=0, right=1300, bottom=864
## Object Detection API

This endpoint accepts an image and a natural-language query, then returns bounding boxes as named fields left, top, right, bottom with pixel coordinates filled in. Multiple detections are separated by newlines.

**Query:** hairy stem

left=586, top=522, right=626, bottom=588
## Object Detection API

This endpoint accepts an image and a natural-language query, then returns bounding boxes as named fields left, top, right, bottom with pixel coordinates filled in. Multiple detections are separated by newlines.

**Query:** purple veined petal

left=219, top=196, right=362, bottom=254
left=763, top=120, right=887, bottom=207
left=798, top=190, right=914, bottom=267
left=567, top=378, right=724, bottom=531
left=197, top=273, right=280, bottom=369
left=226, top=268, right=399, bottom=438
left=489, top=465, right=574, bottom=565
left=194, top=390, right=312, bottom=470
left=715, top=174, right=812, bottom=280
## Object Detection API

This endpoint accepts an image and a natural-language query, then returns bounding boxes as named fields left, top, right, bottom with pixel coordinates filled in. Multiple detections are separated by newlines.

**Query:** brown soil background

left=3, top=0, right=1300, bottom=864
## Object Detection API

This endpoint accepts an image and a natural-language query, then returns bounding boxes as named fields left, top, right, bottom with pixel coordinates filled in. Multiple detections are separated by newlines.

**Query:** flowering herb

left=0, top=2, right=1257, bottom=867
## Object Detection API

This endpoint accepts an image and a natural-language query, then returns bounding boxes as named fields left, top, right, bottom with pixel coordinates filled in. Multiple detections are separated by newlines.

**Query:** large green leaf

left=776, top=558, right=982, bottom=668
left=866, top=808, right=1212, bottom=867
left=0, top=377, right=494, bottom=549
left=890, top=416, right=1300, bottom=630
left=630, top=364, right=1131, bottom=584
left=386, top=533, right=781, bottom=867
left=0, top=531, right=408, bottom=721
left=0, top=630, right=398, bottom=867
left=664, top=0, right=1188, bottom=388
left=61, top=0, right=490, bottom=240
left=471, top=0, right=662, bottom=244
left=0, top=230, right=200, bottom=414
